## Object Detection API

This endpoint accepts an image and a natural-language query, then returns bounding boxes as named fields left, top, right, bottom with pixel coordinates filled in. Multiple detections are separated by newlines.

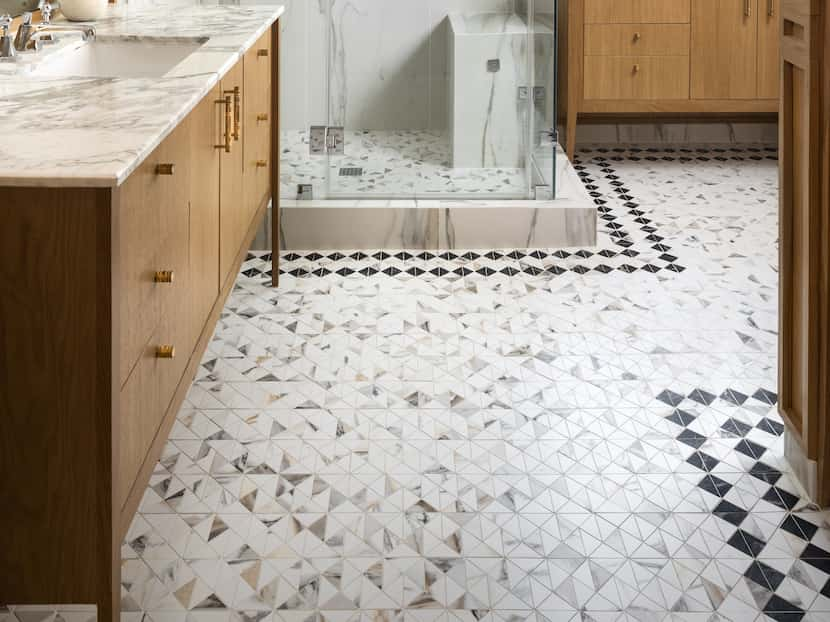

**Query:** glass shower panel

left=323, top=0, right=544, bottom=200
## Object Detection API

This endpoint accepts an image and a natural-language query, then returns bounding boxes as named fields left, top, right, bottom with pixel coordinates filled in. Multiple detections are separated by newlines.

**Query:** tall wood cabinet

left=565, top=0, right=781, bottom=158
left=0, top=23, right=280, bottom=621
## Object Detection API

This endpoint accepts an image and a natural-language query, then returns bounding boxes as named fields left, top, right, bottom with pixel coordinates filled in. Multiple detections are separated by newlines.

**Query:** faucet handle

left=0, top=14, right=11, bottom=35
left=38, top=0, right=52, bottom=24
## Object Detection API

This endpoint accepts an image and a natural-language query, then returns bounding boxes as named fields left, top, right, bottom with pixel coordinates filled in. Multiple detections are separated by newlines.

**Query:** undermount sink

left=31, top=37, right=208, bottom=78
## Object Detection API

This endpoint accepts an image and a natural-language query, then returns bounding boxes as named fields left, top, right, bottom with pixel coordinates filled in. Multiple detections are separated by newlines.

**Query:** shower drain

left=339, top=167, right=364, bottom=177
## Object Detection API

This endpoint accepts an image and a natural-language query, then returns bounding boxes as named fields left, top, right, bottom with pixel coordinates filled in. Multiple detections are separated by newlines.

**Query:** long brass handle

left=255, top=160, right=268, bottom=168
left=225, top=86, right=240, bottom=141
left=215, top=95, right=232, bottom=153
left=155, top=163, right=175, bottom=176
left=744, top=0, right=751, bottom=17
left=257, top=48, right=268, bottom=57
left=256, top=113, right=269, bottom=122
left=767, top=0, right=774, bottom=16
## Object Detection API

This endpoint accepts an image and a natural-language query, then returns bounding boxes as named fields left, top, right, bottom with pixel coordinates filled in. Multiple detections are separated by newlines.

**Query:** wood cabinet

left=565, top=0, right=780, bottom=158
left=0, top=20, right=280, bottom=621
left=691, top=0, right=758, bottom=99
left=757, top=0, right=780, bottom=99
left=778, top=0, right=830, bottom=505
left=219, top=61, right=245, bottom=284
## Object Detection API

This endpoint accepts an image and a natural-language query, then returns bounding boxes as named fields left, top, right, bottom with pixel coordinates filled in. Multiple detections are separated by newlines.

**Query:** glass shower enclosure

left=279, top=0, right=560, bottom=202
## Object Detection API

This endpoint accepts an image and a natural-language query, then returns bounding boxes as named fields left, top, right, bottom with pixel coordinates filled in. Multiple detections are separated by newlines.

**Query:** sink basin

left=31, top=37, right=207, bottom=78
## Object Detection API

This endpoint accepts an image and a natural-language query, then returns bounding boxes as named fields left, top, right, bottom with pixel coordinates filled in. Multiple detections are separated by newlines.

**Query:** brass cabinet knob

left=633, top=32, right=641, bottom=42
left=156, top=163, right=175, bottom=176
left=256, top=113, right=269, bottom=122
left=255, top=160, right=268, bottom=168
left=257, top=48, right=269, bottom=57
left=154, top=270, right=175, bottom=284
left=633, top=64, right=640, bottom=74
left=156, top=345, right=176, bottom=359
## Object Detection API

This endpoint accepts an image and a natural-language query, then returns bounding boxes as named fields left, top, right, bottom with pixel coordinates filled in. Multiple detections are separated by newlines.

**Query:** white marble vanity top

left=0, top=0, right=284, bottom=187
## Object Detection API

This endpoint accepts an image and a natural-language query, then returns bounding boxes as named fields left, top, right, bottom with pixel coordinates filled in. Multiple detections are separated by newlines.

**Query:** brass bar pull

left=767, top=0, right=774, bottom=16
left=156, top=345, right=176, bottom=359
left=153, top=270, right=175, bottom=284
left=255, top=160, right=268, bottom=168
left=257, top=48, right=268, bottom=57
left=744, top=0, right=751, bottom=17
left=256, top=113, right=269, bottom=122
left=155, top=163, right=175, bottom=176
left=225, top=86, right=241, bottom=141
left=215, top=95, right=232, bottom=153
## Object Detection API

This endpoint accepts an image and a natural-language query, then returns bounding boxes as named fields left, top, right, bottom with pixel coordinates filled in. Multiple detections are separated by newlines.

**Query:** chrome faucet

left=0, top=14, right=14, bottom=58
left=13, top=1, right=96, bottom=52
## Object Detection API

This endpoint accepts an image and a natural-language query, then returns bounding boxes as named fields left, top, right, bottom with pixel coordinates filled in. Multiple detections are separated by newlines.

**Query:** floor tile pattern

left=280, top=130, right=530, bottom=199
left=96, top=146, right=830, bottom=621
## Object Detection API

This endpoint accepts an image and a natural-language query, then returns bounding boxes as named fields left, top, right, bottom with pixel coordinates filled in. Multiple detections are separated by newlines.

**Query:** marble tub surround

left=0, top=0, right=284, bottom=187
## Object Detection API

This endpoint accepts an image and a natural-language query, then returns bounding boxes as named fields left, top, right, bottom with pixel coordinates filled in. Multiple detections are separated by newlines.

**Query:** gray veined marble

left=0, top=0, right=285, bottom=187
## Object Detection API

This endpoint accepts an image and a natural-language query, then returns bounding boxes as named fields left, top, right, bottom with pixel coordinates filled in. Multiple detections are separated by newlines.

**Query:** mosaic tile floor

left=280, top=130, right=532, bottom=199
left=106, top=146, right=830, bottom=621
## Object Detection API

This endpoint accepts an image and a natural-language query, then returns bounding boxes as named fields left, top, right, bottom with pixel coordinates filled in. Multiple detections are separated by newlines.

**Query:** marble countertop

left=0, top=0, right=284, bottom=187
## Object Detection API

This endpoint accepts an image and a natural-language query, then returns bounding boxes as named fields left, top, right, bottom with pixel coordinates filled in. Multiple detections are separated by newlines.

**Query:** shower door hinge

left=310, top=125, right=345, bottom=155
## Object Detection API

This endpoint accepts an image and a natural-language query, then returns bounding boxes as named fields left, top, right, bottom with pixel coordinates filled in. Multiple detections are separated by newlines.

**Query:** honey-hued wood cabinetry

left=565, top=0, right=780, bottom=158
left=691, top=0, right=758, bottom=99
left=0, top=20, right=280, bottom=621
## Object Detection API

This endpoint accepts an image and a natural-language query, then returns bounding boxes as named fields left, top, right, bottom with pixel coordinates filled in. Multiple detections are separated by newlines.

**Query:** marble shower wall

left=279, top=0, right=519, bottom=132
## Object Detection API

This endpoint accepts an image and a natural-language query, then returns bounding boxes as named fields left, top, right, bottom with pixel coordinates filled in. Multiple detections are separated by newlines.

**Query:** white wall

left=279, top=0, right=517, bottom=131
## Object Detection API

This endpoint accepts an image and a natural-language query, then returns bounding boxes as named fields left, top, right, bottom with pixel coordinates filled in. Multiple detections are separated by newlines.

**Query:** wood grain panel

left=117, top=153, right=160, bottom=386
left=190, top=85, right=222, bottom=333
left=584, top=24, right=691, bottom=56
left=244, top=29, right=273, bottom=228
left=584, top=56, right=690, bottom=100
left=0, top=187, right=116, bottom=619
left=758, top=0, right=781, bottom=99
left=219, top=59, right=245, bottom=284
left=585, top=0, right=691, bottom=23
left=691, top=0, right=758, bottom=99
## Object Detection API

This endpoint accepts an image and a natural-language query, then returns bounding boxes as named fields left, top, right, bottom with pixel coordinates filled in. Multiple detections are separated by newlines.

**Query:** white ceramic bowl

left=58, top=0, right=107, bottom=21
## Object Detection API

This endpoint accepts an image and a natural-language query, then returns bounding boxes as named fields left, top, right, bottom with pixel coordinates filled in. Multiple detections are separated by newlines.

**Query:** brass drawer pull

left=633, top=32, right=641, bottom=43
left=153, top=270, right=175, bottom=284
left=744, top=0, right=751, bottom=17
left=156, top=345, right=176, bottom=359
left=767, top=0, right=774, bottom=16
left=257, top=48, right=268, bottom=57
left=255, top=160, right=268, bottom=168
left=632, top=64, right=640, bottom=74
left=225, top=86, right=241, bottom=141
left=155, top=163, right=175, bottom=176
left=215, top=95, right=232, bottom=153
left=256, top=113, right=269, bottom=122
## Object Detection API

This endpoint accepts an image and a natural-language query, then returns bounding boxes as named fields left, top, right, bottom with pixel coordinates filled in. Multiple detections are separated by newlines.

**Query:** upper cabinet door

left=757, top=0, right=780, bottom=99
left=691, top=0, right=758, bottom=99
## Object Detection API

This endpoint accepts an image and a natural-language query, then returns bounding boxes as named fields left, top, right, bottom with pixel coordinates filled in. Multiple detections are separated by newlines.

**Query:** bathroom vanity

left=565, top=0, right=781, bottom=157
left=0, top=2, right=283, bottom=618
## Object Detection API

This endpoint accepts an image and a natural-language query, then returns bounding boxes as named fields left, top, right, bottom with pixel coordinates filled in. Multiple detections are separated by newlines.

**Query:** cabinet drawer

left=119, top=338, right=160, bottom=509
left=243, top=29, right=273, bottom=223
left=585, top=24, right=690, bottom=56
left=584, top=56, right=690, bottom=100
left=585, top=0, right=690, bottom=23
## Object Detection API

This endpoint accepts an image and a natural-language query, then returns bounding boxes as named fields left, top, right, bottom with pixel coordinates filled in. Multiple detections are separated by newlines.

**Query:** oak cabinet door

left=189, top=85, right=221, bottom=334
left=219, top=59, right=246, bottom=285
left=691, top=0, right=758, bottom=99
left=757, top=0, right=780, bottom=99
